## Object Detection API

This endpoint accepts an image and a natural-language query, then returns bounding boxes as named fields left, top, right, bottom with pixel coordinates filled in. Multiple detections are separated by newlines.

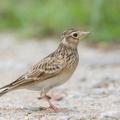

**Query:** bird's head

left=60, top=29, right=90, bottom=48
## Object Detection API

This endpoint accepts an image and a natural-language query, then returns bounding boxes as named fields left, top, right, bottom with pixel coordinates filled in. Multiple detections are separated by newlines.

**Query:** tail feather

left=0, top=84, right=10, bottom=90
left=0, top=79, right=21, bottom=97
left=0, top=83, right=14, bottom=97
left=0, top=88, right=10, bottom=97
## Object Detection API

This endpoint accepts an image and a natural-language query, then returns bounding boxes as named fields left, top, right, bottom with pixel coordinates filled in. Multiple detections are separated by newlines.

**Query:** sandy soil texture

left=0, top=34, right=120, bottom=120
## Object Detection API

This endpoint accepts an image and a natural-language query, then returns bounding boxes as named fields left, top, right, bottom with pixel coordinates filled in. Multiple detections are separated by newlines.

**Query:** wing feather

left=5, top=54, right=65, bottom=89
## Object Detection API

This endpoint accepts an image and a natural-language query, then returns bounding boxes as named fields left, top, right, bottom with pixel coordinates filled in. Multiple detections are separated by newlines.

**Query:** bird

left=0, top=29, right=90, bottom=112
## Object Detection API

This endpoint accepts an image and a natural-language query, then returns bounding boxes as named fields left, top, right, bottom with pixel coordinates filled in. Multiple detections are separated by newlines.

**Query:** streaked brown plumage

left=0, top=29, right=90, bottom=112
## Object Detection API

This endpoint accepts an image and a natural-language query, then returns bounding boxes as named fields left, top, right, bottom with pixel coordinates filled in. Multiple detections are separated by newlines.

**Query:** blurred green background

left=0, top=0, right=119, bottom=42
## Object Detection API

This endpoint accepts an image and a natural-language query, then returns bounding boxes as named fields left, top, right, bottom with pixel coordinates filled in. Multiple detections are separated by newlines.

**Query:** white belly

left=25, top=72, right=72, bottom=97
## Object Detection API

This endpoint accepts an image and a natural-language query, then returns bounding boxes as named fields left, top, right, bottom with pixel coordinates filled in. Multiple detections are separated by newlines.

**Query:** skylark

left=0, top=29, right=90, bottom=112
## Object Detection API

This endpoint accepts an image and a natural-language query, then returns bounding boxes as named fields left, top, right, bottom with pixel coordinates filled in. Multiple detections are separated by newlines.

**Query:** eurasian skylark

left=0, top=29, right=90, bottom=112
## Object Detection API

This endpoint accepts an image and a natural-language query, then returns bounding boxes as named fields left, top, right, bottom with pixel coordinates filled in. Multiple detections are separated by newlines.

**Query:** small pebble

left=100, top=110, right=120, bottom=119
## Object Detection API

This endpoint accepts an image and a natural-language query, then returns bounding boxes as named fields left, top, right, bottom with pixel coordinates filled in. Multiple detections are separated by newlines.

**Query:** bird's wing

left=4, top=53, right=65, bottom=89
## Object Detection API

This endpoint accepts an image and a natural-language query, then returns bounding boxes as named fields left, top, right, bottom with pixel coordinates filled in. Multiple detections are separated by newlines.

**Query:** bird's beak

left=78, top=31, right=90, bottom=39
left=81, top=31, right=90, bottom=35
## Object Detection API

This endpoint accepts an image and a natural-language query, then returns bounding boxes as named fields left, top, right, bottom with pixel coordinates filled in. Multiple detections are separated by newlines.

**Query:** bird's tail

left=0, top=75, right=33, bottom=97
left=0, top=85, right=13, bottom=97
left=0, top=88, right=9, bottom=97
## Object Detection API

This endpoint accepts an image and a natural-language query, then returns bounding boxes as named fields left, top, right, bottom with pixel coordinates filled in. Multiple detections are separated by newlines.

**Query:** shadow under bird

left=0, top=29, right=90, bottom=112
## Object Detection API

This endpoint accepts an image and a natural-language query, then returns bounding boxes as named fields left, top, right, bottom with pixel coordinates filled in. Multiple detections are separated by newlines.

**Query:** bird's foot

left=40, top=106, right=68, bottom=113
left=39, top=95, right=68, bottom=112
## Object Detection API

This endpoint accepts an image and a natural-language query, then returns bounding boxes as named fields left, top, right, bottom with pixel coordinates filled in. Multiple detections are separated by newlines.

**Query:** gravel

left=100, top=110, right=120, bottom=120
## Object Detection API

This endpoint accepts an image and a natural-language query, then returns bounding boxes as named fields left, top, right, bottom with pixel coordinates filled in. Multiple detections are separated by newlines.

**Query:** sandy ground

left=0, top=34, right=120, bottom=120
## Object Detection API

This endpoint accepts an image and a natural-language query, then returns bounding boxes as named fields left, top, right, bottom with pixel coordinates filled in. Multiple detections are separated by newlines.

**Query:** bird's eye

left=73, top=33, right=78, bottom=37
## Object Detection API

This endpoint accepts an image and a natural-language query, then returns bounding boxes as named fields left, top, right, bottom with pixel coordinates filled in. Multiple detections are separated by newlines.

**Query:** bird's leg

left=43, top=95, right=59, bottom=112
left=42, top=95, right=67, bottom=112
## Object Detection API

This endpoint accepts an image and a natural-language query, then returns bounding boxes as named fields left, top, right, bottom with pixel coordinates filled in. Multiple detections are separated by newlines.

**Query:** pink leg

left=42, top=95, right=68, bottom=112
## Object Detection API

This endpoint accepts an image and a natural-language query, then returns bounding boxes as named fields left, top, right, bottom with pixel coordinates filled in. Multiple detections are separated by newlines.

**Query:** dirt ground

left=0, top=34, right=120, bottom=120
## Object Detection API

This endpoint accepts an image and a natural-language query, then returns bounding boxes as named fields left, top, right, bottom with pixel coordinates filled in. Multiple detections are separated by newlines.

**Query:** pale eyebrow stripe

left=68, top=30, right=77, bottom=35
left=62, top=29, right=77, bottom=35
